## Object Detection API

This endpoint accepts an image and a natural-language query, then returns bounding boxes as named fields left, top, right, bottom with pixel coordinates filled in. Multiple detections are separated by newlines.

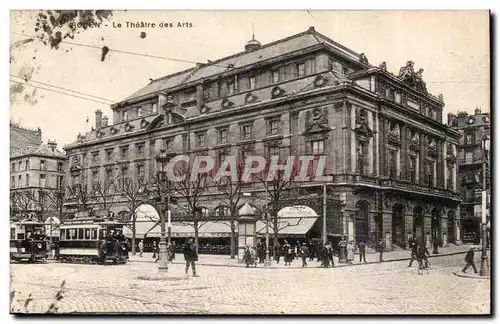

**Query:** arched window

left=215, top=205, right=230, bottom=218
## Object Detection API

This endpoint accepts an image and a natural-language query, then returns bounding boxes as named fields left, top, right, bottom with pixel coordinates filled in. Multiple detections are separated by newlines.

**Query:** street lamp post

left=155, top=149, right=172, bottom=273
left=480, top=136, right=490, bottom=277
left=263, top=211, right=271, bottom=267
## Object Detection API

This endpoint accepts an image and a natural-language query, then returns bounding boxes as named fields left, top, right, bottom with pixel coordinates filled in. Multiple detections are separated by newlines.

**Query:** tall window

left=465, top=133, right=473, bottom=144
left=39, top=174, right=46, bottom=188
left=357, top=142, right=365, bottom=175
left=240, top=150, right=252, bottom=163
left=57, top=176, right=63, bottom=189
left=272, top=70, right=280, bottom=83
left=242, top=124, right=253, bottom=139
left=410, top=156, right=417, bottom=184
left=465, top=152, right=473, bottom=164
left=26, top=174, right=29, bottom=187
left=447, top=166, right=453, bottom=189
left=92, top=170, right=99, bottom=187
left=267, top=146, right=280, bottom=158
left=25, top=160, right=29, bottom=170
left=11, top=176, right=15, bottom=187
left=18, top=175, right=22, bottom=188
left=197, top=133, right=206, bottom=147
left=137, top=107, right=142, bottom=117
left=120, top=165, right=129, bottom=189
left=11, top=163, right=15, bottom=172
left=219, top=128, right=228, bottom=144
left=311, top=140, right=325, bottom=155
left=163, top=139, right=173, bottom=151
left=120, top=146, right=129, bottom=159
left=136, top=144, right=145, bottom=156
left=152, top=103, right=158, bottom=114
left=122, top=110, right=129, bottom=121
left=57, top=162, right=63, bottom=172
left=92, top=152, right=99, bottom=163
left=106, top=149, right=114, bottom=161
left=227, top=81, right=235, bottom=95
left=388, top=150, right=397, bottom=178
left=137, top=164, right=145, bottom=182
left=249, top=76, right=256, bottom=90
left=267, top=119, right=279, bottom=135
left=106, top=169, right=113, bottom=186
left=18, top=161, right=22, bottom=171
left=40, top=160, right=46, bottom=170
left=218, top=152, right=227, bottom=167
left=427, top=161, right=435, bottom=186
left=296, top=63, right=305, bottom=77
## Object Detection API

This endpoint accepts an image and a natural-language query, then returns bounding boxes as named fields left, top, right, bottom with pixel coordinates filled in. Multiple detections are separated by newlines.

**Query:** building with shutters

left=447, top=108, right=491, bottom=244
left=10, top=140, right=67, bottom=222
left=63, top=27, right=461, bottom=250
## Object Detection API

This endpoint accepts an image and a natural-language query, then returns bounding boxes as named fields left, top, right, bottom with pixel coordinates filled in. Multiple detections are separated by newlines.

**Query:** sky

left=9, top=10, right=490, bottom=149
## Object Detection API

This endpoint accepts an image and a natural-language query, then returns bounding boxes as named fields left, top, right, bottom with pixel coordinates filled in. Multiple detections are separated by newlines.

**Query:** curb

left=453, top=271, right=491, bottom=280
left=128, top=250, right=470, bottom=269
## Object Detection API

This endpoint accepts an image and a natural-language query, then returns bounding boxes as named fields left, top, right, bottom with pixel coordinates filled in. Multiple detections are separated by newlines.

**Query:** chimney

left=95, top=110, right=103, bottom=130
left=47, top=140, right=57, bottom=152
left=102, top=116, right=109, bottom=127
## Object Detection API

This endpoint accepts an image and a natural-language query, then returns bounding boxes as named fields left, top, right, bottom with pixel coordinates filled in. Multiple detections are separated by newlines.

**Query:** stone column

left=401, top=125, right=408, bottom=180
left=436, top=139, right=444, bottom=187
left=378, top=114, right=386, bottom=176
left=441, top=214, right=448, bottom=247
left=382, top=210, right=392, bottom=251
left=455, top=206, right=462, bottom=244
left=350, top=107, right=356, bottom=173
left=423, top=213, right=432, bottom=248
left=405, top=210, right=413, bottom=244
left=384, top=119, right=390, bottom=176
left=373, top=111, right=379, bottom=176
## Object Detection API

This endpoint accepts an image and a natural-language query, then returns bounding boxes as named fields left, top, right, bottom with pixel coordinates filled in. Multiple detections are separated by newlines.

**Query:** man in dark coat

left=274, top=242, right=281, bottom=264
left=299, top=243, right=310, bottom=268
left=358, top=240, right=367, bottom=263
left=377, top=240, right=385, bottom=262
left=462, top=248, right=478, bottom=274
left=183, top=238, right=199, bottom=277
left=416, top=242, right=430, bottom=270
left=256, top=240, right=265, bottom=263
left=407, top=236, right=418, bottom=267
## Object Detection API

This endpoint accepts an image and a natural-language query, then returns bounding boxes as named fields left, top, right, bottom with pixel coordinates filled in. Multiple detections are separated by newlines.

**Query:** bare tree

left=211, top=159, right=248, bottom=259
left=254, top=158, right=302, bottom=259
left=44, top=187, right=65, bottom=238
left=121, top=177, right=150, bottom=255
left=66, top=179, right=97, bottom=216
left=93, top=180, right=118, bottom=217
left=10, top=190, right=36, bottom=220
left=174, top=159, right=211, bottom=252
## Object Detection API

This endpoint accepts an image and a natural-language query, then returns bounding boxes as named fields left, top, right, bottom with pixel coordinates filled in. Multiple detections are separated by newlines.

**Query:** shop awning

left=255, top=217, right=318, bottom=236
left=123, top=221, right=234, bottom=238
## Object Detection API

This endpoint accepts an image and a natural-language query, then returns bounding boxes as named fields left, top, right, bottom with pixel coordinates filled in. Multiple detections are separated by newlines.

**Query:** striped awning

left=255, top=217, right=318, bottom=236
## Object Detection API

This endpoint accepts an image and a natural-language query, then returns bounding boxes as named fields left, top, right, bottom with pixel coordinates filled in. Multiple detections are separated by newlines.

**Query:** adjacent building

left=10, top=140, right=67, bottom=222
left=64, top=27, right=462, bottom=250
left=448, top=108, right=491, bottom=244
left=10, top=122, right=42, bottom=153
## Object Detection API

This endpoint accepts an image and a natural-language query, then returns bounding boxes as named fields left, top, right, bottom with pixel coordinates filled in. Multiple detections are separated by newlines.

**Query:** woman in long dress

left=283, top=240, right=293, bottom=266
left=347, top=241, right=355, bottom=264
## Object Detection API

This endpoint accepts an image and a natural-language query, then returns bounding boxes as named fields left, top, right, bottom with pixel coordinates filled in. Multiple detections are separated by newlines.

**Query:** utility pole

left=480, top=136, right=490, bottom=276
left=322, top=183, right=327, bottom=245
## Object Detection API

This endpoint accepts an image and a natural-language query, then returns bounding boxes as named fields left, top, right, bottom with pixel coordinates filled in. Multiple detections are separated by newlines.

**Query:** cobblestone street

left=10, top=253, right=490, bottom=315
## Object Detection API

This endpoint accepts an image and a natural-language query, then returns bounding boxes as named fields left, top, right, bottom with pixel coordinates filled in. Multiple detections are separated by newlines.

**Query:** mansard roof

left=121, top=27, right=367, bottom=103
left=11, top=144, right=66, bottom=159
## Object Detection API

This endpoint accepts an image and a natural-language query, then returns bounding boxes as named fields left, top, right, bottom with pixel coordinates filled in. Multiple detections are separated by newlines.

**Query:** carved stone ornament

left=271, top=86, right=285, bottom=99
left=313, top=75, right=326, bottom=87
left=96, top=130, right=105, bottom=138
left=354, top=109, right=373, bottom=138
left=221, top=98, right=234, bottom=109
left=398, top=60, right=428, bottom=94
left=239, top=142, right=255, bottom=151
left=379, top=61, right=387, bottom=71
left=245, top=92, right=257, bottom=104
left=304, top=107, right=330, bottom=134
left=140, top=118, right=150, bottom=129
left=110, top=126, right=119, bottom=135
left=200, top=105, right=211, bottom=114
left=359, top=53, right=369, bottom=64
left=124, top=122, right=134, bottom=132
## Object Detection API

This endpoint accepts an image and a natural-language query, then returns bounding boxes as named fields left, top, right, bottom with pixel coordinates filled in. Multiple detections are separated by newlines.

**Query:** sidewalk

left=129, top=244, right=481, bottom=269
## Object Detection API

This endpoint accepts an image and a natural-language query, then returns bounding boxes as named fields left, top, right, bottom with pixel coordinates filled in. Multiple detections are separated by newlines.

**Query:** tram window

left=60, top=229, right=66, bottom=240
left=91, top=229, right=97, bottom=240
left=78, top=229, right=84, bottom=240
left=70, top=229, right=76, bottom=239
left=99, top=229, right=106, bottom=240
left=85, top=229, right=91, bottom=240
left=10, top=228, right=15, bottom=240
left=17, top=233, right=25, bottom=240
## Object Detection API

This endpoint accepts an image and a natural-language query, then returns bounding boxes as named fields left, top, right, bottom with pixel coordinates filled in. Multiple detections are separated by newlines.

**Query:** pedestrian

left=407, top=237, right=418, bottom=267
left=138, top=240, right=144, bottom=257
left=321, top=243, right=330, bottom=268
left=357, top=240, right=367, bottom=263
left=462, top=248, right=478, bottom=274
left=338, top=237, right=347, bottom=263
left=256, top=240, right=264, bottom=263
left=308, top=242, right=315, bottom=261
left=152, top=241, right=158, bottom=259
left=347, top=241, right=355, bottom=264
left=416, top=242, right=430, bottom=270
left=295, top=241, right=300, bottom=260
left=299, top=242, right=309, bottom=268
left=377, top=239, right=385, bottom=262
left=170, top=241, right=176, bottom=260
left=283, top=240, right=293, bottom=266
left=243, top=245, right=257, bottom=268
left=183, top=238, right=199, bottom=277
left=274, top=242, right=281, bottom=264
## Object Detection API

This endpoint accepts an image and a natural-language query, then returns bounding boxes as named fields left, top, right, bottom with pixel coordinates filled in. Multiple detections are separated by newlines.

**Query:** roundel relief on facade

left=313, top=75, right=326, bottom=87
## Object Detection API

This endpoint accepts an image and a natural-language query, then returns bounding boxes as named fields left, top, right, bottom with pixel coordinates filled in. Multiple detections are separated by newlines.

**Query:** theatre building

left=64, top=27, right=461, bottom=250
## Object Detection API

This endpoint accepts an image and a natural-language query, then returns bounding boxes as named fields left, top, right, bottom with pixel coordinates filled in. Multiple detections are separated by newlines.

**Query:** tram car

left=10, top=216, right=48, bottom=263
left=55, top=217, right=129, bottom=264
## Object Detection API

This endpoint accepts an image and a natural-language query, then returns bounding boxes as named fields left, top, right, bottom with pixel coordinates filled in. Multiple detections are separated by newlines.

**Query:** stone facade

left=448, top=108, right=490, bottom=244
left=63, top=27, right=461, bottom=249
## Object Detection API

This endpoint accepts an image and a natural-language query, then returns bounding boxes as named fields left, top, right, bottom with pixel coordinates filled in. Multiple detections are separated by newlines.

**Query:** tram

left=55, top=217, right=129, bottom=264
left=10, top=215, right=48, bottom=262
